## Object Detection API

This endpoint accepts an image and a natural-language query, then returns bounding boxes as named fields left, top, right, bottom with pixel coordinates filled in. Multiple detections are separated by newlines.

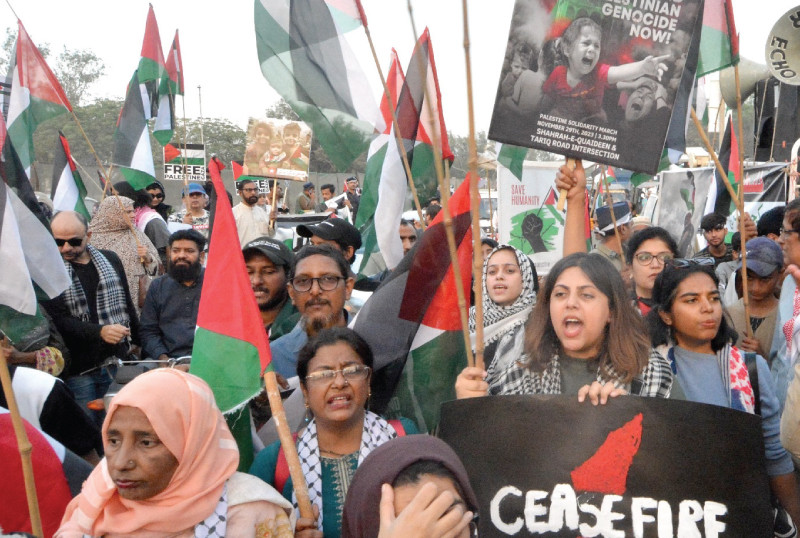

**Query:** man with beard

left=269, top=245, right=355, bottom=379
left=243, top=236, right=299, bottom=341
left=140, top=230, right=206, bottom=361
left=233, top=179, right=272, bottom=246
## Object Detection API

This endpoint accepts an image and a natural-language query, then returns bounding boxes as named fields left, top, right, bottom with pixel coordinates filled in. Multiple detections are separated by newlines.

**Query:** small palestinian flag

left=112, top=70, right=156, bottom=190
left=52, top=131, right=90, bottom=220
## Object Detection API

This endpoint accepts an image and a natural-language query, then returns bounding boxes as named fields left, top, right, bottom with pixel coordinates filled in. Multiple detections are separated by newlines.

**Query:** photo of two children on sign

left=490, top=0, right=702, bottom=173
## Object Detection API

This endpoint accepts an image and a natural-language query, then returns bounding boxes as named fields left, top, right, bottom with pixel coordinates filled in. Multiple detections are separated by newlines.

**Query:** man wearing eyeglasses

left=233, top=178, right=272, bottom=247
left=269, top=245, right=355, bottom=379
left=42, top=211, right=140, bottom=426
left=693, top=213, right=732, bottom=268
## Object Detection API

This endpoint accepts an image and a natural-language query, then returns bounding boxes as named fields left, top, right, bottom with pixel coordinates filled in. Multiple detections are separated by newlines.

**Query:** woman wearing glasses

left=625, top=227, right=678, bottom=315
left=249, top=327, right=417, bottom=538
left=647, top=259, right=800, bottom=524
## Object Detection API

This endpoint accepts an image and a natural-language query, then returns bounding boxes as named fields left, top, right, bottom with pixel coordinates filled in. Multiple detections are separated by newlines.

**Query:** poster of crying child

left=488, top=0, right=703, bottom=174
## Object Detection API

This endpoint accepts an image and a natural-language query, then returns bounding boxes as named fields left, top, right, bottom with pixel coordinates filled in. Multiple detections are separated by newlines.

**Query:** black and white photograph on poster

left=488, top=0, right=703, bottom=174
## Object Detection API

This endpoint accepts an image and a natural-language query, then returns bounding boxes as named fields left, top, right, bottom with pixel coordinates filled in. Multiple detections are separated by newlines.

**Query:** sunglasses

left=150, top=192, right=164, bottom=199
left=55, top=237, right=84, bottom=247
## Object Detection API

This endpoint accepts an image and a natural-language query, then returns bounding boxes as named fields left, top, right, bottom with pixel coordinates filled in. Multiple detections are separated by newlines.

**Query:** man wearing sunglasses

left=42, top=211, right=140, bottom=426
left=269, top=244, right=355, bottom=380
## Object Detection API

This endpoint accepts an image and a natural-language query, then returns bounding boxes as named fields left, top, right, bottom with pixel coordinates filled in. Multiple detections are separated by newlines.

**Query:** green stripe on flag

left=119, top=167, right=156, bottom=191
left=498, top=144, right=528, bottom=182
left=167, top=157, right=205, bottom=166
left=8, top=97, right=69, bottom=170
left=191, top=328, right=263, bottom=414
left=698, top=26, right=735, bottom=77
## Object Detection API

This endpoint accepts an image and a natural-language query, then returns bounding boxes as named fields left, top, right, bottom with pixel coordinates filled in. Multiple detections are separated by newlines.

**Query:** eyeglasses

left=666, top=257, right=715, bottom=268
left=150, top=192, right=164, bottom=199
left=55, top=237, right=84, bottom=247
left=634, top=252, right=674, bottom=265
left=305, top=365, right=370, bottom=385
left=780, top=226, right=800, bottom=237
left=290, top=275, right=344, bottom=292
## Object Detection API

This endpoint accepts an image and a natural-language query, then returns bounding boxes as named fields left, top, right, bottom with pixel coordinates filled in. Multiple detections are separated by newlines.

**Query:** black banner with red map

left=439, top=396, right=772, bottom=537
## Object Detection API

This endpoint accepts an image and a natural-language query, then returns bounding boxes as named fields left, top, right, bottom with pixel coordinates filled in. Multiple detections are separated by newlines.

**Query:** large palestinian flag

left=353, top=177, right=472, bottom=432
left=254, top=0, right=380, bottom=171
left=112, top=70, right=156, bottom=191
left=190, top=157, right=271, bottom=469
left=7, top=20, right=72, bottom=176
left=697, top=0, right=739, bottom=77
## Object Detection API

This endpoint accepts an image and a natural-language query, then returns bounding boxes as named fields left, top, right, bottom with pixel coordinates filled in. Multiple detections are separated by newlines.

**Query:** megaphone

left=766, top=5, right=800, bottom=85
left=719, top=57, right=771, bottom=108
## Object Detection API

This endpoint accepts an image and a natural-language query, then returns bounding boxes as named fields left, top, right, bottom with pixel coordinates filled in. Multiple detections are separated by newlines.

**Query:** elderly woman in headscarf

left=89, top=196, right=159, bottom=313
left=340, top=436, right=479, bottom=538
left=469, top=244, right=538, bottom=376
left=57, top=369, right=295, bottom=537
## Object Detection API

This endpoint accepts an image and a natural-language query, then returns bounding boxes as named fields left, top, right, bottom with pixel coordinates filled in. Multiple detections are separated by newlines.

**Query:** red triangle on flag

left=163, top=143, right=180, bottom=163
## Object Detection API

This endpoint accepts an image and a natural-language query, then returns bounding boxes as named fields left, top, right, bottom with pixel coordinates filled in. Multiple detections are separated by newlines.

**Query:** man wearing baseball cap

left=242, top=236, right=299, bottom=341
left=728, top=237, right=784, bottom=358
left=168, top=182, right=210, bottom=238
left=296, top=217, right=362, bottom=265
left=591, top=201, right=632, bottom=272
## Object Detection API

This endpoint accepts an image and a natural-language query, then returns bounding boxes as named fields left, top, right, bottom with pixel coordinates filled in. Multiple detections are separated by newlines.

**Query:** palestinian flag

left=0, top=178, right=36, bottom=316
left=665, top=9, right=702, bottom=164
left=254, top=0, right=380, bottom=171
left=164, top=142, right=205, bottom=166
left=697, top=0, right=739, bottom=77
left=325, top=0, right=364, bottom=32
left=7, top=20, right=72, bottom=176
left=497, top=144, right=528, bottom=182
left=190, top=156, right=271, bottom=470
left=364, top=29, right=452, bottom=271
left=138, top=4, right=166, bottom=118
left=165, top=30, right=184, bottom=96
left=353, top=177, right=472, bottom=432
left=112, top=70, right=156, bottom=191
left=356, top=49, right=403, bottom=277
left=704, top=115, right=739, bottom=217
left=52, top=131, right=89, bottom=219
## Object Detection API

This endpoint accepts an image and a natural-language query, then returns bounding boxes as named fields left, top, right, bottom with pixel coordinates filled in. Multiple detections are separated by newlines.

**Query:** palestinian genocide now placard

left=163, top=143, right=206, bottom=182
left=439, top=396, right=772, bottom=537
left=243, top=117, right=312, bottom=181
left=488, top=0, right=703, bottom=174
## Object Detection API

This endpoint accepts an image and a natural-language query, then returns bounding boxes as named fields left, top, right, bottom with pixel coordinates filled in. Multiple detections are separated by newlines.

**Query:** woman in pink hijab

left=57, top=369, right=295, bottom=537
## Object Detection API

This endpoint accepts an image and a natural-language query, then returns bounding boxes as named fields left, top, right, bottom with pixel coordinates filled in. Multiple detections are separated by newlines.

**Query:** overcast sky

left=3, top=0, right=795, bottom=136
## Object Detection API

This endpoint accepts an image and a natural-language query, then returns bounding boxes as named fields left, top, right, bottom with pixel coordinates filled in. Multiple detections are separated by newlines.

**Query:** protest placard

left=439, top=396, right=772, bottom=537
left=243, top=117, right=312, bottom=181
left=489, top=0, right=703, bottom=174
left=163, top=143, right=205, bottom=182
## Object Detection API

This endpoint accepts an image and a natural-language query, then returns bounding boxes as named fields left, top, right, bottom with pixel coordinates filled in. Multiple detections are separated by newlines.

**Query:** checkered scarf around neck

left=63, top=244, right=130, bottom=327
left=469, top=245, right=537, bottom=350
left=293, top=411, right=398, bottom=530
left=665, top=343, right=755, bottom=413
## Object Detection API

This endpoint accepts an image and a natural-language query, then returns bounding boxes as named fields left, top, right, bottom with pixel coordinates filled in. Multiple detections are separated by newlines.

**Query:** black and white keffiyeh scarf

left=63, top=244, right=130, bottom=327
left=293, top=411, right=398, bottom=530
left=469, top=245, right=537, bottom=350
left=488, top=349, right=672, bottom=398
left=193, top=484, right=228, bottom=537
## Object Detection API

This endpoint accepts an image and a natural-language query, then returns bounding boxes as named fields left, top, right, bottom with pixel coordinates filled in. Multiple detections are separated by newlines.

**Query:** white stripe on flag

left=52, top=166, right=79, bottom=213
left=132, top=128, right=156, bottom=176
left=375, top=134, right=410, bottom=270
left=0, top=189, right=37, bottom=314
left=8, top=188, right=71, bottom=299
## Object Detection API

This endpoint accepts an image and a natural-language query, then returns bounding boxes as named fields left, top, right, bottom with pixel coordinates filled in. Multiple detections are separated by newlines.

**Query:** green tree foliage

left=53, top=47, right=105, bottom=106
left=179, top=118, right=246, bottom=164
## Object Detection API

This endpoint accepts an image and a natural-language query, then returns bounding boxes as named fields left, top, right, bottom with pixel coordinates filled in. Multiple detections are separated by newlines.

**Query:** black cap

left=242, top=237, right=294, bottom=268
left=296, top=218, right=362, bottom=250
left=303, top=181, right=314, bottom=190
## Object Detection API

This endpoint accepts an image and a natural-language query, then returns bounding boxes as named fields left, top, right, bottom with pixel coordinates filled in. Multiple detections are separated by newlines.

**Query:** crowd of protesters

left=7, top=164, right=800, bottom=537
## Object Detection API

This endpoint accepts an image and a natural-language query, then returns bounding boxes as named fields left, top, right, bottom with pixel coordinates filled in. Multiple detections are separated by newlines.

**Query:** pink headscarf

left=57, top=369, right=239, bottom=536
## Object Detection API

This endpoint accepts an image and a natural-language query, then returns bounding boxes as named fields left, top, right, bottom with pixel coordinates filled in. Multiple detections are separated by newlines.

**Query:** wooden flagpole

left=269, top=180, right=279, bottom=230
left=263, top=371, right=314, bottom=520
left=355, top=0, right=427, bottom=229
left=600, top=165, right=628, bottom=273
left=460, top=0, right=485, bottom=370
left=1, top=336, right=43, bottom=537
left=405, top=0, right=474, bottom=367
left=733, top=64, right=753, bottom=338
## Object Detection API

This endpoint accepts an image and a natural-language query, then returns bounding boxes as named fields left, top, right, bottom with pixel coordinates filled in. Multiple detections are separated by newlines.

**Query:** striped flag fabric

left=190, top=156, right=271, bottom=469
left=353, top=177, right=472, bottom=432
left=164, top=143, right=205, bottom=166
left=324, top=0, right=364, bottom=32
left=7, top=20, right=72, bottom=177
left=361, top=29, right=452, bottom=271
left=165, top=30, right=184, bottom=96
left=704, top=115, right=739, bottom=217
left=112, top=70, right=156, bottom=190
left=254, top=0, right=380, bottom=171
left=0, top=178, right=36, bottom=316
left=51, top=131, right=90, bottom=220
left=138, top=4, right=166, bottom=118
left=497, top=144, right=528, bottom=182
left=697, top=0, right=738, bottom=77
